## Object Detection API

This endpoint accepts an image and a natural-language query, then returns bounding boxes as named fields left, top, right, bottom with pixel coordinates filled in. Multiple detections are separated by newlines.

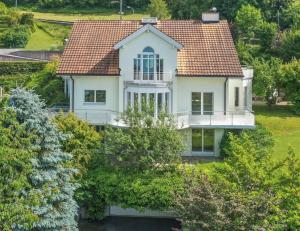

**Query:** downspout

left=70, top=75, right=74, bottom=112
left=224, top=77, right=228, bottom=115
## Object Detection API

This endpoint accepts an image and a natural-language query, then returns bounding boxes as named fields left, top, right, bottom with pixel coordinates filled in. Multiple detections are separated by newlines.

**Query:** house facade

left=57, top=13, right=255, bottom=157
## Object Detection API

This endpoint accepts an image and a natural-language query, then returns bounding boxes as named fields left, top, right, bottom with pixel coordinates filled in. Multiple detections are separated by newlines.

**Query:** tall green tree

left=252, top=57, right=282, bottom=105
left=9, top=88, right=79, bottom=230
left=235, top=4, right=263, bottom=41
left=148, top=0, right=170, bottom=19
left=279, top=59, right=300, bottom=114
left=0, top=107, right=38, bottom=231
left=103, top=108, right=184, bottom=171
left=279, top=29, right=300, bottom=61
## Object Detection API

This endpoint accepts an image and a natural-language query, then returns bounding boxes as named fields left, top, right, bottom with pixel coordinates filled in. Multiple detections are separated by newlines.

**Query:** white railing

left=175, top=110, right=255, bottom=128
left=48, top=108, right=255, bottom=128
left=123, top=71, right=173, bottom=83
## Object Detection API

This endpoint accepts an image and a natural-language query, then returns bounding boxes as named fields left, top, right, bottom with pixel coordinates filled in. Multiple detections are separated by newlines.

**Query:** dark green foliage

left=20, top=13, right=35, bottom=32
left=79, top=167, right=183, bottom=220
left=279, top=59, right=300, bottom=114
left=279, top=29, right=300, bottom=61
left=26, top=60, right=67, bottom=105
left=0, top=25, right=31, bottom=48
left=256, top=21, right=277, bottom=51
left=0, top=108, right=38, bottom=230
left=0, top=62, right=46, bottom=75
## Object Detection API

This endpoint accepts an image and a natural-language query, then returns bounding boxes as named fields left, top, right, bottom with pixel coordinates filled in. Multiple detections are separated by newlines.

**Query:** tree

left=279, top=59, right=300, bottom=114
left=279, top=29, right=300, bottom=61
left=103, top=108, right=184, bottom=171
left=148, top=0, right=170, bottom=19
left=175, top=129, right=300, bottom=230
left=235, top=4, right=263, bottom=41
left=9, top=88, right=79, bottom=230
left=53, top=112, right=102, bottom=176
left=256, top=21, right=278, bottom=51
left=252, top=57, right=282, bottom=105
left=0, top=2, right=8, bottom=15
left=0, top=25, right=31, bottom=48
left=26, top=59, right=67, bottom=105
left=0, top=107, right=38, bottom=231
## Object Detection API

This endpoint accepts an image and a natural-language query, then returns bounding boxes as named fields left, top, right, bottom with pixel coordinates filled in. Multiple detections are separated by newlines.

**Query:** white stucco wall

left=175, top=77, right=226, bottom=114
left=226, top=77, right=244, bottom=112
left=119, top=31, right=178, bottom=79
left=72, top=76, right=119, bottom=111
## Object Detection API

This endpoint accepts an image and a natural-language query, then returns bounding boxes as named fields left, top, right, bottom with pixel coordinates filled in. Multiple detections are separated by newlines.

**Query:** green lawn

left=25, top=26, right=61, bottom=50
left=25, top=22, right=71, bottom=50
left=22, top=10, right=149, bottom=22
left=253, top=105, right=300, bottom=160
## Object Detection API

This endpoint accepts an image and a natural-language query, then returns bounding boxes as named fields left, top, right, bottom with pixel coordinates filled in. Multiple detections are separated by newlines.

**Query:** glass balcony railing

left=124, top=71, right=173, bottom=82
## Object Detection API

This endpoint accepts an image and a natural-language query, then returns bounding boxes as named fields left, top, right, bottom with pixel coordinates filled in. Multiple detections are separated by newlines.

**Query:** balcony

left=123, top=71, right=173, bottom=84
left=49, top=109, right=255, bottom=129
left=176, top=110, right=255, bottom=129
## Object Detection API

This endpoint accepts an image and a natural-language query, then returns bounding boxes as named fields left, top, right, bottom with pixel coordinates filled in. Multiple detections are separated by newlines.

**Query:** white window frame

left=192, top=92, right=214, bottom=115
left=84, top=90, right=106, bottom=104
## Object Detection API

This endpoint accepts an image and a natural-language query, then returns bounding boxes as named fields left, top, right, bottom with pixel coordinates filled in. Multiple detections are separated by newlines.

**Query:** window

left=192, top=129, right=215, bottom=152
left=244, top=86, right=248, bottom=107
left=235, top=87, right=239, bottom=107
left=203, top=93, right=213, bottom=115
left=192, top=92, right=214, bottom=115
left=133, top=47, right=163, bottom=81
left=84, top=90, right=106, bottom=103
left=84, top=90, right=94, bottom=103
left=192, top=92, right=201, bottom=115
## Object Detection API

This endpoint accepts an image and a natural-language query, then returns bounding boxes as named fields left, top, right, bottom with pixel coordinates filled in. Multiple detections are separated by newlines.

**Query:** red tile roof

left=57, top=20, right=243, bottom=77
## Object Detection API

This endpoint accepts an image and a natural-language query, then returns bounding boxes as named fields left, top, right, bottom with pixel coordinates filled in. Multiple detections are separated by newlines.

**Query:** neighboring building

left=57, top=12, right=255, bottom=157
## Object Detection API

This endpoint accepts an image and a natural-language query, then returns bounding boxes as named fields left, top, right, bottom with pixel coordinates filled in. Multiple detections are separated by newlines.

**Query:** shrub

left=0, top=2, right=8, bottom=15
left=79, top=167, right=183, bottom=220
left=20, top=13, right=35, bottom=32
left=0, top=62, right=46, bottom=75
left=0, top=25, right=31, bottom=48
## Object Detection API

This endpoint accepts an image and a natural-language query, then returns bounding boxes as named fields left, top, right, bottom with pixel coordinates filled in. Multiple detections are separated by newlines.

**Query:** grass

left=21, top=9, right=149, bottom=22
left=253, top=105, right=300, bottom=160
left=25, top=22, right=71, bottom=50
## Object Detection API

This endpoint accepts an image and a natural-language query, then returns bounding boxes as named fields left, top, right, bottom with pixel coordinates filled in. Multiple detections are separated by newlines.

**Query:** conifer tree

left=9, top=88, right=78, bottom=231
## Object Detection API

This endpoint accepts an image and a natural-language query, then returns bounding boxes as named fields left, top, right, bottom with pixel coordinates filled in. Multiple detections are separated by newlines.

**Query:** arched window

left=134, top=47, right=164, bottom=81
left=143, top=46, right=155, bottom=53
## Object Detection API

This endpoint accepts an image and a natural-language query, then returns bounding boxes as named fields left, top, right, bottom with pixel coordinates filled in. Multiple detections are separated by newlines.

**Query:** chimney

left=202, top=7, right=219, bottom=23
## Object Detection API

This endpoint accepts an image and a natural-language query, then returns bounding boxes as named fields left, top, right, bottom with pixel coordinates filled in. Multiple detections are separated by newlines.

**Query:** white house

left=57, top=12, right=254, bottom=157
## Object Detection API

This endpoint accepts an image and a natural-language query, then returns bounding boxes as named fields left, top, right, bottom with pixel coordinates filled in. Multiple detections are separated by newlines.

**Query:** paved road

left=79, top=217, right=181, bottom=231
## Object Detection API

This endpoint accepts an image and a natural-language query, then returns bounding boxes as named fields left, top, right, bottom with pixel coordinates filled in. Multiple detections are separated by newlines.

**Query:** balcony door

left=192, top=92, right=214, bottom=115
left=134, top=47, right=164, bottom=81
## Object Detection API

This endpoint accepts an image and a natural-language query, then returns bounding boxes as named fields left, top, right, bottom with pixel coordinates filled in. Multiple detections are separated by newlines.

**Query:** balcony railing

left=48, top=108, right=255, bottom=128
left=124, top=71, right=173, bottom=83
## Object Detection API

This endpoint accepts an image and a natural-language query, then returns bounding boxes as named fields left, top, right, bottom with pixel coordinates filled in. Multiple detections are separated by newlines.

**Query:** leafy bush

left=148, top=0, right=170, bottom=19
left=220, top=125, right=274, bottom=158
left=78, top=167, right=183, bottom=220
left=0, top=62, right=46, bottom=75
left=103, top=108, right=184, bottom=171
left=0, top=25, right=31, bottom=48
left=0, top=2, right=8, bottom=15
left=175, top=130, right=300, bottom=230
left=26, top=60, right=67, bottom=105
left=53, top=112, right=102, bottom=176
left=20, top=13, right=35, bottom=32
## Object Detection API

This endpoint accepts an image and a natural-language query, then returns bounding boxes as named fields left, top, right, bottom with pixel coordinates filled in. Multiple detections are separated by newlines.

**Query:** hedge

left=0, top=61, right=47, bottom=75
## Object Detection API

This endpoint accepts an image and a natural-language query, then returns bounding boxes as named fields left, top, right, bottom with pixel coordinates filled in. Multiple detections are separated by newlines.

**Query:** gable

left=114, top=24, right=183, bottom=50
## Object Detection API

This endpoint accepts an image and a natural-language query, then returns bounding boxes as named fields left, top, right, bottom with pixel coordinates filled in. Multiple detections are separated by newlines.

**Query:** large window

left=192, top=92, right=214, bottom=115
left=192, top=129, right=215, bottom=152
left=84, top=90, right=106, bottom=103
left=244, top=86, right=248, bottom=107
left=133, top=47, right=164, bottom=81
